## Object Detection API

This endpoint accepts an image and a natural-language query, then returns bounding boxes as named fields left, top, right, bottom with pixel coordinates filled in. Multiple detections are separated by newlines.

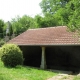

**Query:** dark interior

left=20, top=46, right=80, bottom=71
left=20, top=46, right=41, bottom=67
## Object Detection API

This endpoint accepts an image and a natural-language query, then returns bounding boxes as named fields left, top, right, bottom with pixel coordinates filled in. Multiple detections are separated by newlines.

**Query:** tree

left=67, top=0, right=80, bottom=31
left=53, top=8, right=70, bottom=26
left=34, top=15, right=43, bottom=27
left=0, top=19, right=4, bottom=38
left=34, top=14, right=58, bottom=28
left=11, top=16, right=23, bottom=35
left=40, top=0, right=69, bottom=15
left=40, top=0, right=80, bottom=31
left=11, top=15, right=36, bottom=35
left=39, top=0, right=70, bottom=27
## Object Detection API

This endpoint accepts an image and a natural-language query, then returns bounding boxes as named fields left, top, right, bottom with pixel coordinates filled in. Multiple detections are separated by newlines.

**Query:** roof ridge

left=28, top=26, right=66, bottom=31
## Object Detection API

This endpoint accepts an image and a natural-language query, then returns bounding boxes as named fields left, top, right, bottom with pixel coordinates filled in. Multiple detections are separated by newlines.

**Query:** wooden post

left=40, top=47, right=47, bottom=69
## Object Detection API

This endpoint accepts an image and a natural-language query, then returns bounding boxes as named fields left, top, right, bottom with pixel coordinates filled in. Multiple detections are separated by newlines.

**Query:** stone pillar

left=40, top=47, right=47, bottom=69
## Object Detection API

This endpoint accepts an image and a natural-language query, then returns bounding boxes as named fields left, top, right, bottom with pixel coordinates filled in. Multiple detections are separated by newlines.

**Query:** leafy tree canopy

left=40, top=0, right=80, bottom=30
left=0, top=19, right=5, bottom=38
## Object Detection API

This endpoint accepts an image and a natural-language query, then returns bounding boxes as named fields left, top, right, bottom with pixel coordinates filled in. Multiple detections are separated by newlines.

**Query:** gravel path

left=47, top=74, right=74, bottom=80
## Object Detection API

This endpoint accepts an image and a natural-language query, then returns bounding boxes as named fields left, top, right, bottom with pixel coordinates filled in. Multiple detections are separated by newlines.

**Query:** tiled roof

left=8, top=26, right=80, bottom=46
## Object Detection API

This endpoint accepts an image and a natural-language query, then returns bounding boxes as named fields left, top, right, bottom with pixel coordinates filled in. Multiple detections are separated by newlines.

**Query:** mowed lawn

left=0, top=60, right=80, bottom=80
left=0, top=60, right=57, bottom=80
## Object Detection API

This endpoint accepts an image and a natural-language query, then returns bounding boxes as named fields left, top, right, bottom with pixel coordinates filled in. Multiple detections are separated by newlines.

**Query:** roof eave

left=17, top=44, right=80, bottom=46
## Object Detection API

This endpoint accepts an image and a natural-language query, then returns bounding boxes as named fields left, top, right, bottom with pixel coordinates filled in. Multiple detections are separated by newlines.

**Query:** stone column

left=40, top=47, right=47, bottom=69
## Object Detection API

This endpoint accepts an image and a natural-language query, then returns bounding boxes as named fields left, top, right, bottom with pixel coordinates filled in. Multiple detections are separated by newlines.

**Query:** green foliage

left=0, top=39, right=5, bottom=47
left=40, top=0, right=69, bottom=14
left=35, top=14, right=58, bottom=28
left=53, top=8, right=70, bottom=26
left=0, top=44, right=24, bottom=67
left=0, top=33, right=3, bottom=38
left=0, top=19, right=4, bottom=38
left=0, top=19, right=4, bottom=33
left=74, top=76, right=80, bottom=80
left=39, top=0, right=69, bottom=26
left=11, top=15, right=37, bottom=35
left=40, top=0, right=80, bottom=31
left=67, top=0, right=80, bottom=30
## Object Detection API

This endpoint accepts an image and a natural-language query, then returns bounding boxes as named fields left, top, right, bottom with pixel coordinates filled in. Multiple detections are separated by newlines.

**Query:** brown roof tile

left=8, top=26, right=80, bottom=46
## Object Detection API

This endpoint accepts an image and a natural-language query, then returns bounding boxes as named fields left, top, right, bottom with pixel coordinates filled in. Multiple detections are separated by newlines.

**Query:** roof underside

left=8, top=26, right=80, bottom=46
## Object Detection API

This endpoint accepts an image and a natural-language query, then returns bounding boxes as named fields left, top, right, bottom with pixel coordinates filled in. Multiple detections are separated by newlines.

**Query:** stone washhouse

left=8, top=26, right=80, bottom=71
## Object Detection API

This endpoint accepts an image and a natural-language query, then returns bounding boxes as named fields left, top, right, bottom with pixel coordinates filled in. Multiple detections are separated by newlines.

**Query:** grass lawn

left=0, top=61, right=57, bottom=80
left=73, top=75, right=80, bottom=80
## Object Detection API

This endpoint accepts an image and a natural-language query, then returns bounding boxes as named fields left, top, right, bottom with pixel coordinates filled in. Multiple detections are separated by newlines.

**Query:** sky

left=0, top=0, right=42, bottom=22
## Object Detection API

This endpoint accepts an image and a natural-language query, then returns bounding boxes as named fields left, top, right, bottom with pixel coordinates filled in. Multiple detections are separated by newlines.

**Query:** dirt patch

left=47, top=74, right=74, bottom=80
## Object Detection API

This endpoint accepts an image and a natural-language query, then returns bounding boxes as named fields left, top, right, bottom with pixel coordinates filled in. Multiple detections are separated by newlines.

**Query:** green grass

left=0, top=61, right=57, bottom=80
left=73, top=76, right=80, bottom=80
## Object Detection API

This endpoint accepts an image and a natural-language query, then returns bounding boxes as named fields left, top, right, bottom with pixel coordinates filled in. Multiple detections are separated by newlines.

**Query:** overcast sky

left=0, top=0, right=42, bottom=22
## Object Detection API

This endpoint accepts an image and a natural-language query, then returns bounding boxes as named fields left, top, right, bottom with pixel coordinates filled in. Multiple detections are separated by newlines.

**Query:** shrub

left=0, top=39, right=5, bottom=47
left=0, top=44, right=24, bottom=67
